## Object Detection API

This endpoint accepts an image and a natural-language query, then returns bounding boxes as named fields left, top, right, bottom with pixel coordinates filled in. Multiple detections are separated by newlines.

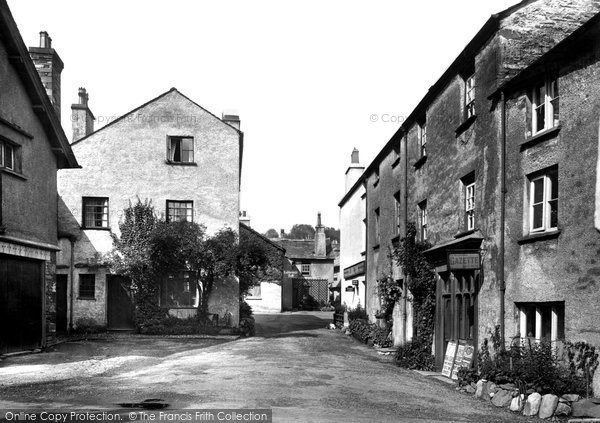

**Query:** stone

left=561, top=394, right=580, bottom=403
left=475, top=380, right=487, bottom=399
left=510, top=396, right=524, bottom=412
left=466, top=385, right=476, bottom=394
left=492, top=389, right=513, bottom=407
left=554, top=402, right=571, bottom=416
left=499, top=383, right=516, bottom=390
left=470, top=382, right=477, bottom=389
left=487, top=382, right=498, bottom=394
left=539, top=394, right=559, bottom=419
left=594, top=365, right=600, bottom=398
left=489, top=391, right=495, bottom=398
left=523, top=392, right=542, bottom=416
left=572, top=399, right=600, bottom=418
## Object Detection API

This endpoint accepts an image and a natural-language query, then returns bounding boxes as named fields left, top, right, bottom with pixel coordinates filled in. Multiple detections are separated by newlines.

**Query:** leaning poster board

left=441, top=340, right=458, bottom=377
left=451, top=341, right=475, bottom=380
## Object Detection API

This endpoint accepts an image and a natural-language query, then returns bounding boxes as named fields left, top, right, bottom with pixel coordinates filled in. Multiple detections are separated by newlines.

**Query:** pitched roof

left=0, top=0, right=78, bottom=169
left=272, top=238, right=335, bottom=261
left=71, top=87, right=243, bottom=146
left=240, top=222, right=286, bottom=252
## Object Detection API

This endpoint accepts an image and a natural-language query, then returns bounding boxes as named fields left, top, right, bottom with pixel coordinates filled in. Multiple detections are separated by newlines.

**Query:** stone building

left=0, top=0, right=78, bottom=353
left=360, top=0, right=600, bottom=369
left=273, top=213, right=336, bottom=310
left=57, top=87, right=243, bottom=330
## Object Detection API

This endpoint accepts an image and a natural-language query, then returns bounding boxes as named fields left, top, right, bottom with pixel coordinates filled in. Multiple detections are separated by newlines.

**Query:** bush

left=73, top=318, right=106, bottom=335
left=394, top=338, right=435, bottom=370
left=347, top=304, right=368, bottom=321
left=320, top=304, right=335, bottom=312
left=348, top=319, right=392, bottom=347
left=239, top=316, right=255, bottom=337
left=240, top=300, right=253, bottom=319
left=334, top=302, right=346, bottom=315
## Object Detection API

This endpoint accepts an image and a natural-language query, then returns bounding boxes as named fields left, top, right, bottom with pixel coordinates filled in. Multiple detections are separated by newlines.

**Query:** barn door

left=0, top=254, right=43, bottom=354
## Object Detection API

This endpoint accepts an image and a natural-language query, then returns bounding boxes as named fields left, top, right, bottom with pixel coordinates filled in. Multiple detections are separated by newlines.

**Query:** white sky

left=9, top=0, right=518, bottom=233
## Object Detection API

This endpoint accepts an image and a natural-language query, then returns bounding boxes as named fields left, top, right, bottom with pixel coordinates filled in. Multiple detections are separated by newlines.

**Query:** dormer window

left=531, top=78, right=559, bottom=134
left=167, top=136, right=194, bottom=163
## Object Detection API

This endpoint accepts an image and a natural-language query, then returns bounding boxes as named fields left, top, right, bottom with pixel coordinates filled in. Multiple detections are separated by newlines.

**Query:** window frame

left=418, top=200, right=428, bottom=241
left=517, top=302, right=564, bottom=343
left=82, top=197, right=109, bottom=230
left=528, top=167, right=558, bottom=233
left=531, top=77, right=559, bottom=135
left=166, top=200, right=194, bottom=223
left=167, top=135, right=195, bottom=164
left=374, top=207, right=381, bottom=243
left=0, top=138, right=20, bottom=173
left=301, top=263, right=310, bottom=276
left=419, top=120, right=427, bottom=158
left=394, top=191, right=401, bottom=234
left=160, top=270, right=198, bottom=308
left=464, top=74, right=476, bottom=119
left=78, top=274, right=96, bottom=299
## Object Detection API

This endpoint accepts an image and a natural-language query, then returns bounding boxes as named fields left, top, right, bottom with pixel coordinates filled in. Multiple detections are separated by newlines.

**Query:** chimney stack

left=345, top=148, right=365, bottom=192
left=314, top=212, right=326, bottom=257
left=29, top=31, right=64, bottom=118
left=71, top=87, right=95, bottom=142
left=222, top=114, right=241, bottom=130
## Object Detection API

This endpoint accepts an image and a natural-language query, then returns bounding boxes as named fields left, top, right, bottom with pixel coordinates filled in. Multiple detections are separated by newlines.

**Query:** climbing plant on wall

left=393, top=223, right=436, bottom=357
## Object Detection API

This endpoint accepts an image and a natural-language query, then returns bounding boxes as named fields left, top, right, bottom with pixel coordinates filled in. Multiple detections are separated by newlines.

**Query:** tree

left=324, top=227, right=340, bottom=243
left=264, top=228, right=279, bottom=238
left=287, top=224, right=315, bottom=239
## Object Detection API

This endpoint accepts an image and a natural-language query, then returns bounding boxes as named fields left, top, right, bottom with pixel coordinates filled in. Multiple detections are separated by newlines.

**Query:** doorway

left=107, top=275, right=134, bottom=330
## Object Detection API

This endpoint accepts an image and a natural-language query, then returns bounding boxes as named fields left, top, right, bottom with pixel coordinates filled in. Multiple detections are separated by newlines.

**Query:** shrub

left=348, top=319, right=392, bottom=347
left=240, top=300, right=253, bottom=319
left=320, top=304, right=335, bottom=312
left=239, top=316, right=255, bottom=337
left=73, top=318, right=106, bottom=335
left=334, top=302, right=347, bottom=315
left=394, top=338, right=435, bottom=370
left=347, top=304, right=368, bottom=321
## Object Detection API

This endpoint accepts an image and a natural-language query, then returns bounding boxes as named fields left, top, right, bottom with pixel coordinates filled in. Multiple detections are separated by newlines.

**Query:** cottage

left=0, top=0, right=78, bottom=353
left=56, top=87, right=243, bottom=330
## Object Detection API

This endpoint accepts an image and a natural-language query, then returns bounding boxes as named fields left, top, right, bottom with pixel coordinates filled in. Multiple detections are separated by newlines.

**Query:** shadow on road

left=254, top=311, right=332, bottom=338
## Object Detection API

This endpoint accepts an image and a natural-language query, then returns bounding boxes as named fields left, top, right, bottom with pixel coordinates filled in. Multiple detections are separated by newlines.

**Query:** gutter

left=499, top=91, right=507, bottom=350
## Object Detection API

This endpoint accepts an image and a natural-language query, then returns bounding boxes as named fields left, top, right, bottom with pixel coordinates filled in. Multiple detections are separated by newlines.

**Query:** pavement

left=0, top=312, right=537, bottom=422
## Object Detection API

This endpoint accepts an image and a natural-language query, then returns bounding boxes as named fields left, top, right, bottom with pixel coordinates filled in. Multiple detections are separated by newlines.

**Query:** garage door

left=0, top=254, right=43, bottom=354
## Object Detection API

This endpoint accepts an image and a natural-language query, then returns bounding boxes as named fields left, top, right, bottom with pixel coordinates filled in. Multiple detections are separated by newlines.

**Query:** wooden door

left=56, top=274, right=68, bottom=334
left=107, top=275, right=134, bottom=330
left=0, top=255, right=43, bottom=354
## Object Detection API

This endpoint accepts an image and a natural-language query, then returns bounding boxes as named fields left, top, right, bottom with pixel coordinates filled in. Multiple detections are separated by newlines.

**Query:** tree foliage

left=287, top=224, right=315, bottom=239
left=264, top=229, right=279, bottom=238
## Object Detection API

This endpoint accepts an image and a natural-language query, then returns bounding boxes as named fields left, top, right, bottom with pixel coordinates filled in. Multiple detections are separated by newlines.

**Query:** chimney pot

left=39, top=31, right=51, bottom=48
left=351, top=148, right=360, bottom=164
left=78, top=87, right=88, bottom=106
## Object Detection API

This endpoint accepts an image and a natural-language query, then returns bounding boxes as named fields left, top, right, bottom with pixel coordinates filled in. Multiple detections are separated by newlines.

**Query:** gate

left=291, top=278, right=329, bottom=310
left=0, top=254, right=43, bottom=354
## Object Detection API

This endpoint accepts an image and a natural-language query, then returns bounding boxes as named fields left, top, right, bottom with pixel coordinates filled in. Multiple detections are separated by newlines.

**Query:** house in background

left=338, top=148, right=367, bottom=310
left=57, top=87, right=243, bottom=330
left=0, top=0, right=78, bottom=353
left=240, top=222, right=286, bottom=313
left=273, top=213, right=336, bottom=310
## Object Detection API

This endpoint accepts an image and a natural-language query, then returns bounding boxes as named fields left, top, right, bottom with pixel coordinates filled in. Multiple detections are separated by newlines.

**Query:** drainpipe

left=499, top=91, right=507, bottom=350
left=0, top=173, right=4, bottom=234
left=403, top=131, right=409, bottom=344
left=69, top=238, right=75, bottom=333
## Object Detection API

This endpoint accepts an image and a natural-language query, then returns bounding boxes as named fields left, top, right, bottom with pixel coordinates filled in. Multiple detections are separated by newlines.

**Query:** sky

left=8, top=0, right=519, bottom=234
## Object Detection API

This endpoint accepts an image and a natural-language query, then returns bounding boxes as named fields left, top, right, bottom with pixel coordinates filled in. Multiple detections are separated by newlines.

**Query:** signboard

left=447, top=251, right=480, bottom=270
left=441, top=340, right=458, bottom=377
left=352, top=280, right=359, bottom=287
left=284, top=270, right=299, bottom=277
left=344, top=261, right=366, bottom=279
left=452, top=342, right=475, bottom=378
left=345, top=286, right=354, bottom=292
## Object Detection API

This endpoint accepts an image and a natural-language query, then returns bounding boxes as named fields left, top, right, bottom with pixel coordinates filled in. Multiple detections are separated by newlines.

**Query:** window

left=394, top=192, right=401, bottom=234
left=79, top=274, right=95, bottom=299
left=531, top=78, right=559, bottom=134
left=0, top=139, right=18, bottom=171
left=167, top=200, right=193, bottom=222
left=518, top=302, right=564, bottom=342
left=82, top=197, right=109, bottom=229
left=160, top=271, right=197, bottom=307
left=374, top=208, right=381, bottom=243
left=418, top=200, right=428, bottom=241
left=529, top=167, right=558, bottom=233
left=465, top=74, right=476, bottom=119
left=167, top=136, right=194, bottom=163
left=419, top=120, right=427, bottom=157
left=301, top=264, right=310, bottom=276
left=462, top=173, right=475, bottom=231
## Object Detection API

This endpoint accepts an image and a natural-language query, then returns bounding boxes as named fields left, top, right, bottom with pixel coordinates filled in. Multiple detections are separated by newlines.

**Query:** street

left=0, top=312, right=535, bottom=423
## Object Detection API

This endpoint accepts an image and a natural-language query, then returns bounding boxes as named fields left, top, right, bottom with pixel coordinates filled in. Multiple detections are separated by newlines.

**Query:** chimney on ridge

left=222, top=113, right=241, bottom=130
left=29, top=31, right=64, bottom=118
left=345, top=148, right=365, bottom=192
left=314, top=212, right=327, bottom=257
left=71, top=87, right=95, bottom=142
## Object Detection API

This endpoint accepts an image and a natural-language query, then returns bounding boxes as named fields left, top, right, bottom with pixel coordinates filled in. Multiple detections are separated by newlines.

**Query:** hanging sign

left=441, top=340, right=458, bottom=377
